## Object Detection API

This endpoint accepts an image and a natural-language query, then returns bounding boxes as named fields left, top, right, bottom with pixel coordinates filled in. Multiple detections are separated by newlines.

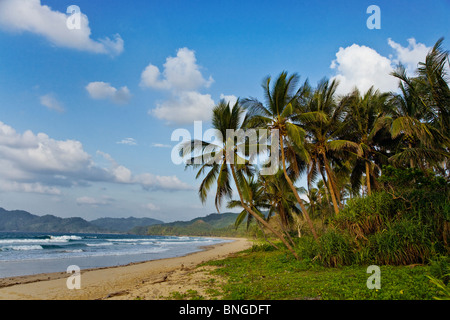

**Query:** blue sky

left=0, top=0, right=448, bottom=222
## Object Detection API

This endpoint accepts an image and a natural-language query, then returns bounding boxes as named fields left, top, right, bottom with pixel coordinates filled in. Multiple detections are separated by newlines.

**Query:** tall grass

left=369, top=220, right=433, bottom=265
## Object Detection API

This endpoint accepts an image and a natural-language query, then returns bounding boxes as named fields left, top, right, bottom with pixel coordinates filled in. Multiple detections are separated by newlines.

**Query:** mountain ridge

left=130, top=212, right=246, bottom=237
left=0, top=207, right=163, bottom=233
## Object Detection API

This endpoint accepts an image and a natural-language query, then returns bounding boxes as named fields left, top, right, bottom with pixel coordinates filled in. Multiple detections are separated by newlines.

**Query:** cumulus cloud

left=220, top=94, right=238, bottom=106
left=150, top=91, right=215, bottom=124
left=0, top=0, right=123, bottom=56
left=96, top=151, right=193, bottom=191
left=0, top=121, right=92, bottom=177
left=388, top=38, right=431, bottom=75
left=330, top=38, right=433, bottom=95
left=140, top=47, right=214, bottom=91
left=330, top=44, right=398, bottom=95
left=141, top=48, right=215, bottom=124
left=0, top=121, right=193, bottom=195
left=86, top=82, right=131, bottom=105
left=40, top=93, right=65, bottom=113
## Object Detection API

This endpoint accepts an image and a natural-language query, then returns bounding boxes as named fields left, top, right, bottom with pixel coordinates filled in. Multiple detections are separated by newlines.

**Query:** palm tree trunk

left=229, top=164, right=300, bottom=260
left=256, top=221, right=281, bottom=250
left=319, top=172, right=331, bottom=205
left=322, top=153, right=340, bottom=215
left=279, top=136, right=320, bottom=243
left=365, top=160, right=372, bottom=196
left=276, top=214, right=296, bottom=248
left=408, top=142, right=415, bottom=168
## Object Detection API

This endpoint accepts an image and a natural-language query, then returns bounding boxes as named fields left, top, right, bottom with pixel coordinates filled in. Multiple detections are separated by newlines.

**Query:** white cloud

left=220, top=94, right=238, bottom=106
left=97, top=151, right=193, bottom=191
left=133, top=173, right=194, bottom=191
left=388, top=38, right=431, bottom=75
left=0, top=0, right=123, bottom=56
left=40, top=93, right=65, bottom=113
left=150, top=91, right=215, bottom=124
left=330, top=38, right=434, bottom=95
left=151, top=143, right=171, bottom=148
left=330, top=44, right=398, bottom=95
left=141, top=48, right=216, bottom=124
left=117, top=138, right=137, bottom=146
left=0, top=181, right=61, bottom=195
left=142, top=202, right=160, bottom=211
left=140, top=47, right=213, bottom=91
left=0, top=121, right=193, bottom=195
left=0, top=121, right=92, bottom=177
left=86, top=82, right=131, bottom=104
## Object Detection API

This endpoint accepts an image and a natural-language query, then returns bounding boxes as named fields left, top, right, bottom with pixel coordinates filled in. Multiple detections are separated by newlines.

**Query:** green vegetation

left=131, top=212, right=250, bottom=237
left=204, top=245, right=445, bottom=300
left=307, top=166, right=449, bottom=267
left=90, top=216, right=163, bottom=233
left=168, top=289, right=206, bottom=300
left=177, top=38, right=449, bottom=300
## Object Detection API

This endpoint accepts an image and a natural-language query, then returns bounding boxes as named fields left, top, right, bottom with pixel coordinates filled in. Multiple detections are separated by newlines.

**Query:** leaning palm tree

left=227, top=173, right=288, bottom=249
left=258, top=169, right=303, bottom=246
left=227, top=175, right=268, bottom=231
left=243, top=71, right=319, bottom=242
left=181, top=99, right=299, bottom=259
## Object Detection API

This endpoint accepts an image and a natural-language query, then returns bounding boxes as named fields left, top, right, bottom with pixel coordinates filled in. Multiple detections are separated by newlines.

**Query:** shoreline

left=0, top=237, right=252, bottom=300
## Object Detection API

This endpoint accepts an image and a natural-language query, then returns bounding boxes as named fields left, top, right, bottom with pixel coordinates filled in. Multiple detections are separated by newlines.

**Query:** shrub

left=369, top=220, right=433, bottom=265
left=429, top=255, right=450, bottom=285
left=333, top=191, right=398, bottom=238
left=316, top=229, right=355, bottom=267
left=313, top=167, right=449, bottom=267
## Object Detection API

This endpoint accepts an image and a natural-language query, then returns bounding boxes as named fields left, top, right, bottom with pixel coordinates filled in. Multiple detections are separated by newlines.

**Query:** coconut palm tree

left=416, top=37, right=450, bottom=139
left=227, top=175, right=268, bottom=231
left=415, top=38, right=450, bottom=175
left=298, top=78, right=359, bottom=214
left=181, top=99, right=300, bottom=259
left=343, top=87, right=391, bottom=195
left=242, top=71, right=320, bottom=242
left=228, top=170, right=300, bottom=247
left=389, top=65, right=448, bottom=170
left=258, top=169, right=302, bottom=245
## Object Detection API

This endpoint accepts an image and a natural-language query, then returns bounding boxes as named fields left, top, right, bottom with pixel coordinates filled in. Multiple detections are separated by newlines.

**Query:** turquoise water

left=0, top=232, right=229, bottom=278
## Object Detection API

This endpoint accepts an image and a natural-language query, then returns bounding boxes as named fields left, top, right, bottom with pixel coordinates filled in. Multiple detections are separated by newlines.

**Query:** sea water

left=0, top=232, right=230, bottom=278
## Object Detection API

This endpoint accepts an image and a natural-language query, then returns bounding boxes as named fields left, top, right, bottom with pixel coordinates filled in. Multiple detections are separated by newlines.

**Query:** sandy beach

left=0, top=237, right=252, bottom=300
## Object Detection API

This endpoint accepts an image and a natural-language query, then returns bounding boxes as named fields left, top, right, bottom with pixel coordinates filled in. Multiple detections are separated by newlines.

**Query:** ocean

left=0, top=232, right=230, bottom=278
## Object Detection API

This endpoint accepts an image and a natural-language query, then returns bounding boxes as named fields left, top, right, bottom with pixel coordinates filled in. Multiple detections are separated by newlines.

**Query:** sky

left=0, top=0, right=449, bottom=222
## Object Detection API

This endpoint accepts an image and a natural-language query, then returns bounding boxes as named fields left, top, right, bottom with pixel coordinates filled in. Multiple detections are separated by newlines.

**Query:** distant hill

left=0, top=207, right=249, bottom=236
left=130, top=212, right=249, bottom=237
left=0, top=207, right=164, bottom=234
left=0, top=207, right=105, bottom=233
left=90, top=216, right=163, bottom=233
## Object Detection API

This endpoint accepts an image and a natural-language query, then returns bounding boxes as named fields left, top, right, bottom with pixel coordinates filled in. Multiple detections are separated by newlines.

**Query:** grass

left=202, top=246, right=445, bottom=300
left=168, top=289, right=205, bottom=300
